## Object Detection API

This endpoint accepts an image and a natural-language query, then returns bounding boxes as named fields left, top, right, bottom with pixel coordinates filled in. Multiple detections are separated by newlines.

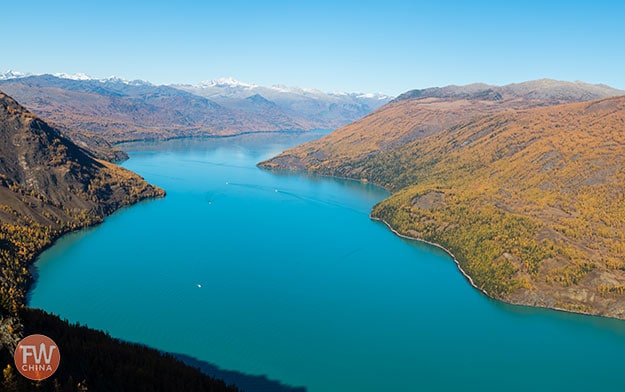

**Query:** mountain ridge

left=261, top=79, right=625, bottom=176
left=0, top=72, right=392, bottom=143
left=393, top=79, right=624, bottom=103
left=174, top=77, right=391, bottom=131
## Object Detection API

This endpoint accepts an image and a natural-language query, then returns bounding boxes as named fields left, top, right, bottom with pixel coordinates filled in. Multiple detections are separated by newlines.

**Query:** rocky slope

left=0, top=89, right=165, bottom=311
left=261, top=81, right=625, bottom=319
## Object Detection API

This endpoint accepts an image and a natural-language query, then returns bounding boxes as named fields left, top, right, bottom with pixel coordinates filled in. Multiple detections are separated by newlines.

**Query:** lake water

left=30, top=133, right=625, bottom=391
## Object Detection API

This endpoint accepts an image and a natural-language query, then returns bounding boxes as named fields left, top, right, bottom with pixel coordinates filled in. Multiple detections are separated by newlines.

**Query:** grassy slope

left=259, top=97, right=525, bottom=175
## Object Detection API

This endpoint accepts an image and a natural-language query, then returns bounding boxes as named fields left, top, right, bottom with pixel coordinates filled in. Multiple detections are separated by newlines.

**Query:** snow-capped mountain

left=0, top=71, right=393, bottom=143
left=354, top=92, right=390, bottom=100
left=52, top=72, right=93, bottom=81
left=189, top=77, right=390, bottom=101
left=100, top=76, right=153, bottom=86
left=0, top=70, right=32, bottom=80
left=1, top=69, right=152, bottom=86
left=175, top=77, right=392, bottom=128
left=199, top=77, right=258, bottom=89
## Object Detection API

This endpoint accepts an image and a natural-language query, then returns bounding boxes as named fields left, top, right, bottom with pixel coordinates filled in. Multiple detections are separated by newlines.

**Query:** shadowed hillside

left=0, top=309, right=239, bottom=392
left=0, top=91, right=165, bottom=312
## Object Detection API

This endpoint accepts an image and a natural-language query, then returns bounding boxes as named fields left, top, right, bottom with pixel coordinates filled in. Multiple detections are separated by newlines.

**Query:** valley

left=2, top=75, right=625, bottom=391
left=3, top=2, right=624, bottom=391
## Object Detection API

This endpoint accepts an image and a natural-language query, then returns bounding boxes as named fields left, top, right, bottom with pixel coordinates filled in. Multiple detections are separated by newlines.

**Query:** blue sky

left=3, top=1, right=624, bottom=95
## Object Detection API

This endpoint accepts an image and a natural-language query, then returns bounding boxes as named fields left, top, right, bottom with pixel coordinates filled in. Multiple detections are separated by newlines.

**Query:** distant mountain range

left=261, top=79, right=625, bottom=319
left=0, top=71, right=391, bottom=144
left=175, top=77, right=390, bottom=129
left=393, top=79, right=623, bottom=103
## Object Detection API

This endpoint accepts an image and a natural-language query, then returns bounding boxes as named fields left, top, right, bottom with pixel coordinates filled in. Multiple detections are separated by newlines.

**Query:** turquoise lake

left=29, top=132, right=625, bottom=391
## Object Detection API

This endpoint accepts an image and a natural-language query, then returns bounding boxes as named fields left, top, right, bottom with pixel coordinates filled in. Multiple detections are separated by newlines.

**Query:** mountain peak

left=244, top=93, right=276, bottom=106
left=198, top=77, right=257, bottom=89
left=100, top=76, right=153, bottom=86
left=0, top=70, right=32, bottom=80
left=1, top=69, right=152, bottom=86
left=355, top=92, right=393, bottom=100
left=269, top=84, right=322, bottom=94
left=52, top=72, right=94, bottom=81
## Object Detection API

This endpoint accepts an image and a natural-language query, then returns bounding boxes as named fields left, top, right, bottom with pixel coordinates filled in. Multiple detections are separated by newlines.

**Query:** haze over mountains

left=0, top=71, right=391, bottom=145
left=175, top=77, right=390, bottom=130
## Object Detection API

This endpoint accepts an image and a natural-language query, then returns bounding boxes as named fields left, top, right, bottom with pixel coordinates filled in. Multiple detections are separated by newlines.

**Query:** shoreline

left=259, top=162, right=625, bottom=321
left=113, top=129, right=328, bottom=146
left=369, top=215, right=623, bottom=321
left=256, top=164, right=393, bottom=194
left=24, top=196, right=165, bottom=305
left=369, top=215, right=489, bottom=297
left=257, top=165, right=546, bottom=315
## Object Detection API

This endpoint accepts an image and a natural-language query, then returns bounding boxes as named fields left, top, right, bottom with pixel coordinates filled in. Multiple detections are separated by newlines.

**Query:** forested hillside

left=262, top=86, right=625, bottom=318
